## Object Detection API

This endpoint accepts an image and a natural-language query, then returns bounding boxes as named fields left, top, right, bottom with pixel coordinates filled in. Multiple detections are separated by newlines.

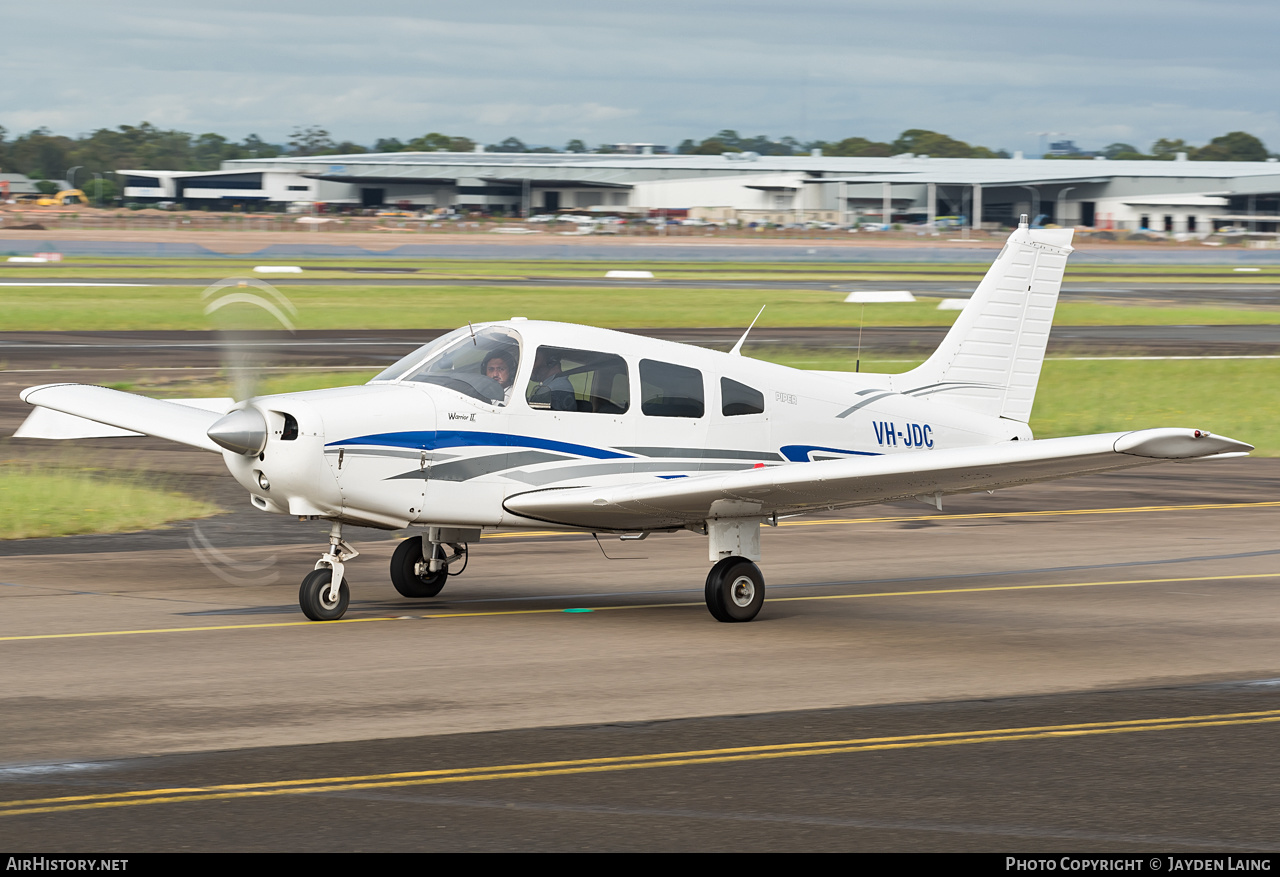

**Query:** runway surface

left=1, top=321, right=1278, bottom=400
left=6, top=274, right=1280, bottom=307
left=4, top=229, right=1280, bottom=263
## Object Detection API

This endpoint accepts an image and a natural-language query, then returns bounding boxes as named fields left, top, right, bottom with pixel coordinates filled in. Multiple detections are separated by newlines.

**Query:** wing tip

left=1114, top=427, right=1253, bottom=459
left=20, top=383, right=84, bottom=404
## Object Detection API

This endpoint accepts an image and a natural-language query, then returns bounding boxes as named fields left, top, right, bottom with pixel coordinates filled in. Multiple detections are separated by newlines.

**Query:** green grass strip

left=2, top=284, right=1280, bottom=331
left=0, top=466, right=220, bottom=540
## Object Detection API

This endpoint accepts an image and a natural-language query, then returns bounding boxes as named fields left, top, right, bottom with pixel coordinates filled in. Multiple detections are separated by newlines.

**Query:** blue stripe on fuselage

left=779, top=444, right=881, bottom=462
left=330, top=432, right=880, bottom=465
left=327, top=430, right=633, bottom=460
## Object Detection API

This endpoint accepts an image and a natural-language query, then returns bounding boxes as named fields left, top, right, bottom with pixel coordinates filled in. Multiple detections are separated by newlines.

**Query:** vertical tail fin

left=893, top=221, right=1074, bottom=423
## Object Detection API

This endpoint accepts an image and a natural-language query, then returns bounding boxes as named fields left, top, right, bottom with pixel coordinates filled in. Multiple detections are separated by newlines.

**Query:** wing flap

left=20, top=384, right=228, bottom=453
left=503, top=428, right=1252, bottom=530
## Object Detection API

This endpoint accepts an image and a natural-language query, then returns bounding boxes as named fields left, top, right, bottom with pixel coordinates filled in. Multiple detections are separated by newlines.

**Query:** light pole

left=65, top=165, right=83, bottom=190
left=1056, top=186, right=1076, bottom=227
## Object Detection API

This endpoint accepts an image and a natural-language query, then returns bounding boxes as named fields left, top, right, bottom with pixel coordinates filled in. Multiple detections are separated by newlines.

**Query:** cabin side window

left=721, top=377, right=765, bottom=416
left=640, top=360, right=704, bottom=418
left=526, top=346, right=630, bottom=414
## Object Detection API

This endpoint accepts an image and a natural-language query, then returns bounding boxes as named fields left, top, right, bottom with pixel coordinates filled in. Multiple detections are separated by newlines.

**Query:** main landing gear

left=390, top=534, right=467, bottom=598
left=704, top=556, right=765, bottom=623
left=702, top=506, right=768, bottom=622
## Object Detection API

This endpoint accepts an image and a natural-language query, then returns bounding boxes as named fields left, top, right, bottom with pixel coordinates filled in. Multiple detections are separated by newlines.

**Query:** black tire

left=390, top=536, right=447, bottom=598
left=299, top=567, right=350, bottom=621
left=704, top=557, right=765, bottom=623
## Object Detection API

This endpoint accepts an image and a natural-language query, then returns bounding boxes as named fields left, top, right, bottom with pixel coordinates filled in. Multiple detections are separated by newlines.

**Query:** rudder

left=892, top=220, right=1074, bottom=423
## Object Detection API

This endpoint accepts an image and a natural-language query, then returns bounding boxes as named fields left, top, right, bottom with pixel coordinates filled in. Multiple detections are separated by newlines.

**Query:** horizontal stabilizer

left=16, top=396, right=234, bottom=441
left=503, top=428, right=1252, bottom=531
left=19, top=384, right=231, bottom=453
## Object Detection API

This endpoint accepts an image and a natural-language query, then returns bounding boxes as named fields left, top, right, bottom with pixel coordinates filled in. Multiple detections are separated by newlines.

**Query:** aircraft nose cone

left=207, top=407, right=267, bottom=456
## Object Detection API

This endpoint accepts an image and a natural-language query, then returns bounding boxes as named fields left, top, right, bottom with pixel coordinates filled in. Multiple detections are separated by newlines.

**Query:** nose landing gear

left=298, top=521, right=360, bottom=621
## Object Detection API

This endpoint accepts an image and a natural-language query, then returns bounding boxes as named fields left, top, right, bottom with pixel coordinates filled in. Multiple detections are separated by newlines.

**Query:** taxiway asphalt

left=0, top=458, right=1277, bottom=850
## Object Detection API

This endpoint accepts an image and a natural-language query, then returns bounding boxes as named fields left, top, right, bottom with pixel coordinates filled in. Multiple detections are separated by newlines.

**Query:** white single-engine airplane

left=20, top=220, right=1253, bottom=622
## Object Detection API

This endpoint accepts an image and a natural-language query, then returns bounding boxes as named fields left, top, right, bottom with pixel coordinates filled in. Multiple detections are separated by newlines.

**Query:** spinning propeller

left=200, top=278, right=299, bottom=457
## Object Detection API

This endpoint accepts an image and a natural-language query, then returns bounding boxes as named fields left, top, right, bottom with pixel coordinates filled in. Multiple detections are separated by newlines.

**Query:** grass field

left=0, top=465, right=220, bottom=540
left=756, top=351, right=1279, bottom=455
left=3, top=283, right=1280, bottom=331
left=132, top=355, right=1278, bottom=457
left=3, top=255, right=1280, bottom=279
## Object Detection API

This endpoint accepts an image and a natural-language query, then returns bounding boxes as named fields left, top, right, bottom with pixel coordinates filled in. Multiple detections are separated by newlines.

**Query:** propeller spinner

left=207, top=407, right=268, bottom=456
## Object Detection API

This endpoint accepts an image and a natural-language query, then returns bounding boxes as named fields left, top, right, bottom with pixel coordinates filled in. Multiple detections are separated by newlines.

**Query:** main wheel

left=704, top=557, right=765, bottom=623
left=390, top=536, right=447, bottom=598
left=299, top=568, right=350, bottom=621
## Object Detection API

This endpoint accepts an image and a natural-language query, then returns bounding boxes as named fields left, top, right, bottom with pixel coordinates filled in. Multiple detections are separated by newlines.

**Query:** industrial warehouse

left=119, top=149, right=1280, bottom=233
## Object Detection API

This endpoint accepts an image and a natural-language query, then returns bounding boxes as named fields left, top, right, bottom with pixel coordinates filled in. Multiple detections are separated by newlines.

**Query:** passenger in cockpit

left=529, top=349, right=576, bottom=411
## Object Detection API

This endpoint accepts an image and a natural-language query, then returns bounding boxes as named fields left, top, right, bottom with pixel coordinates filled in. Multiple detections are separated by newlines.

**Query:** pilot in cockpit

left=483, top=350, right=516, bottom=406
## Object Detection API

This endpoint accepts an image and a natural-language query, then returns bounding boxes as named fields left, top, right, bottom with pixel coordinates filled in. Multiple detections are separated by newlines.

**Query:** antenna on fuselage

left=467, top=321, right=477, bottom=345
left=856, top=303, right=864, bottom=372
left=729, top=305, right=766, bottom=357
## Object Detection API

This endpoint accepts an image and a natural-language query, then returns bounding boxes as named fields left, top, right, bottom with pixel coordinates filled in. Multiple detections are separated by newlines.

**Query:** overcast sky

left=5, top=1, right=1279, bottom=155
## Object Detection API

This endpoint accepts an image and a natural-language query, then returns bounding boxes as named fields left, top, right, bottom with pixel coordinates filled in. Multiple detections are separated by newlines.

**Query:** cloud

left=4, top=1, right=1280, bottom=154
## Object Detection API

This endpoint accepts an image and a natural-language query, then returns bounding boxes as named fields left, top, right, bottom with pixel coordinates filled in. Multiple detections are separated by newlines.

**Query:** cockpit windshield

left=396, top=326, right=523, bottom=406
left=368, top=327, right=471, bottom=384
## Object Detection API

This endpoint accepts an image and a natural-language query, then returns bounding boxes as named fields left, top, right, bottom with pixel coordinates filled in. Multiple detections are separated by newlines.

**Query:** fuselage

left=223, top=320, right=1030, bottom=531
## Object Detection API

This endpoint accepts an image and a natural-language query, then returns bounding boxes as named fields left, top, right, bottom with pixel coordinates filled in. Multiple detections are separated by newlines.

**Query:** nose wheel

left=704, top=556, right=765, bottom=622
left=299, top=568, right=350, bottom=621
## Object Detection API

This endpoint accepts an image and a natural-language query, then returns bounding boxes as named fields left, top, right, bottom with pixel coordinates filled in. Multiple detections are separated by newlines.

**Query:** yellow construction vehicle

left=16, top=189, right=90, bottom=207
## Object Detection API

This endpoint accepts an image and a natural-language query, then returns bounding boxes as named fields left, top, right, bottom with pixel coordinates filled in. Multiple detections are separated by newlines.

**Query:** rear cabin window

left=640, top=360, right=704, bottom=418
left=526, top=346, right=629, bottom=414
left=721, top=377, right=765, bottom=416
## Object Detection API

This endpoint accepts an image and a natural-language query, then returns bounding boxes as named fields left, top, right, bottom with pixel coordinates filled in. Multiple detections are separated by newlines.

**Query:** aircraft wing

left=503, top=428, right=1252, bottom=531
left=19, top=384, right=228, bottom=453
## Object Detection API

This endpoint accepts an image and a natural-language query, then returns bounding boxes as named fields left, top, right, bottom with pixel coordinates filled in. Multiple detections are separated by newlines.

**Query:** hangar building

left=120, top=151, right=1280, bottom=232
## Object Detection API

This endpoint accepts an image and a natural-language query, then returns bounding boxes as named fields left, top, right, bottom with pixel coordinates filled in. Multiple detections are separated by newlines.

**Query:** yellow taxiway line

left=0, top=572, right=1275, bottom=643
left=3, top=708, right=1279, bottom=817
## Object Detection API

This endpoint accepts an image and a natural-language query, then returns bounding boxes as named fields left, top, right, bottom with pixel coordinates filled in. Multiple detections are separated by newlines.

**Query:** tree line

left=1053, top=132, right=1271, bottom=162
left=1, top=122, right=1272, bottom=185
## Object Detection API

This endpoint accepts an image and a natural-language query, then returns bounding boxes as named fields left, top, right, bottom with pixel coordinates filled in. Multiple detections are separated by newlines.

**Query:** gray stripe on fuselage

left=326, top=447, right=435, bottom=461
left=908, top=384, right=999, bottom=398
left=836, top=392, right=894, bottom=418
left=617, top=446, right=783, bottom=461
left=504, top=460, right=754, bottom=486
left=389, top=450, right=571, bottom=482
left=901, top=381, right=997, bottom=396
